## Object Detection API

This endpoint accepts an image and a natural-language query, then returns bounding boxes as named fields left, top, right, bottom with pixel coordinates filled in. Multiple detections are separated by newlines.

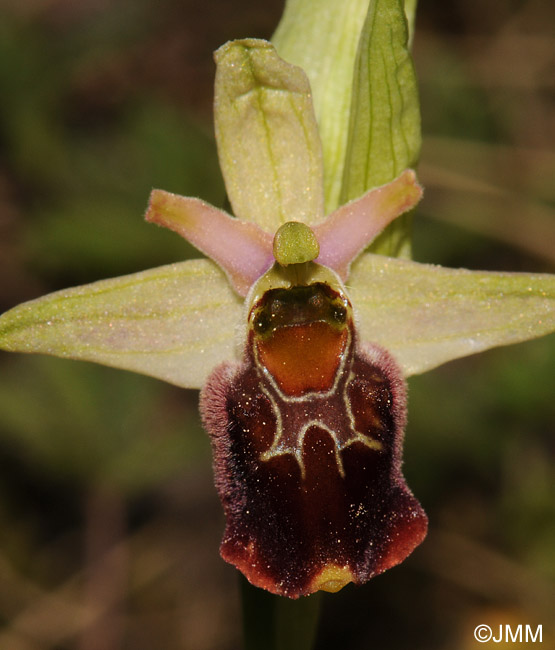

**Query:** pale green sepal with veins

left=0, top=260, right=242, bottom=390
left=273, top=0, right=370, bottom=214
left=214, top=39, right=325, bottom=232
left=273, top=0, right=419, bottom=222
left=349, top=253, right=555, bottom=376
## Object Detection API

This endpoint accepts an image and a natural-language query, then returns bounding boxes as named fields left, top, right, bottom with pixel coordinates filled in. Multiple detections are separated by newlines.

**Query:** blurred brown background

left=0, top=1, right=553, bottom=648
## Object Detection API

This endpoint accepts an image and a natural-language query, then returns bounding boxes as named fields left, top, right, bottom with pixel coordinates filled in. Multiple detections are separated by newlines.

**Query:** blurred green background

left=0, top=1, right=553, bottom=649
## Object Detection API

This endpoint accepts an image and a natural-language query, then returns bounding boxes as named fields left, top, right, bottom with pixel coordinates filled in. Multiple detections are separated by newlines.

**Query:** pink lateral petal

left=314, top=169, right=423, bottom=279
left=146, top=190, right=274, bottom=296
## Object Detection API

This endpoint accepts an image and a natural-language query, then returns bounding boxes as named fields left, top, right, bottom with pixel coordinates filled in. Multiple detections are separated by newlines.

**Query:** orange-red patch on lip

left=256, top=322, right=348, bottom=396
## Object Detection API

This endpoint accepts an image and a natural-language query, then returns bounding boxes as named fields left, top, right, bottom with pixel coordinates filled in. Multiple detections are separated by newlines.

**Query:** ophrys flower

left=1, top=40, right=554, bottom=599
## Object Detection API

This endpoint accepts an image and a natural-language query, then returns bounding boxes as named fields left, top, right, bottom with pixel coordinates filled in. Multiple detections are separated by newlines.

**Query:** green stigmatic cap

left=273, top=221, right=320, bottom=266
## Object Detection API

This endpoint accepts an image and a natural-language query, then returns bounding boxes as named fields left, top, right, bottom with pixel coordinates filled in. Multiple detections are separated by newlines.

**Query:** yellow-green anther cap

left=273, top=221, right=320, bottom=266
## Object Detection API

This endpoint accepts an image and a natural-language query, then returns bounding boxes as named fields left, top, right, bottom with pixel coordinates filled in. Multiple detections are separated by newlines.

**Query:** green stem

left=240, top=576, right=322, bottom=650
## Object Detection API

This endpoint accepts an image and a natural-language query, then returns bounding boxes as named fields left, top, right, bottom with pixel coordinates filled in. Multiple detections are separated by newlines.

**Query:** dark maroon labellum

left=201, top=277, right=427, bottom=598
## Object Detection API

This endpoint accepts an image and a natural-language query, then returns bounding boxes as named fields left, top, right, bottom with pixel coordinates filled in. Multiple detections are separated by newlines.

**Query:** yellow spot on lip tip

left=310, top=564, right=354, bottom=594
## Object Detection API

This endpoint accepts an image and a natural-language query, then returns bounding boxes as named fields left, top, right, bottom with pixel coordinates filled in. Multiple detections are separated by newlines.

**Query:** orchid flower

left=1, top=4, right=555, bottom=603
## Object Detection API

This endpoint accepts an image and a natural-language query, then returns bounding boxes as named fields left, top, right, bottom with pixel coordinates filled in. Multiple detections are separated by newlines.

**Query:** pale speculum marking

left=253, top=326, right=383, bottom=479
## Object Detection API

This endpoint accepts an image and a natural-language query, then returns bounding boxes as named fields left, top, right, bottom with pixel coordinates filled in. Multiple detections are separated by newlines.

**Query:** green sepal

left=0, top=260, right=242, bottom=390
left=214, top=39, right=324, bottom=231
left=273, top=0, right=370, bottom=214
left=349, top=254, right=555, bottom=375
